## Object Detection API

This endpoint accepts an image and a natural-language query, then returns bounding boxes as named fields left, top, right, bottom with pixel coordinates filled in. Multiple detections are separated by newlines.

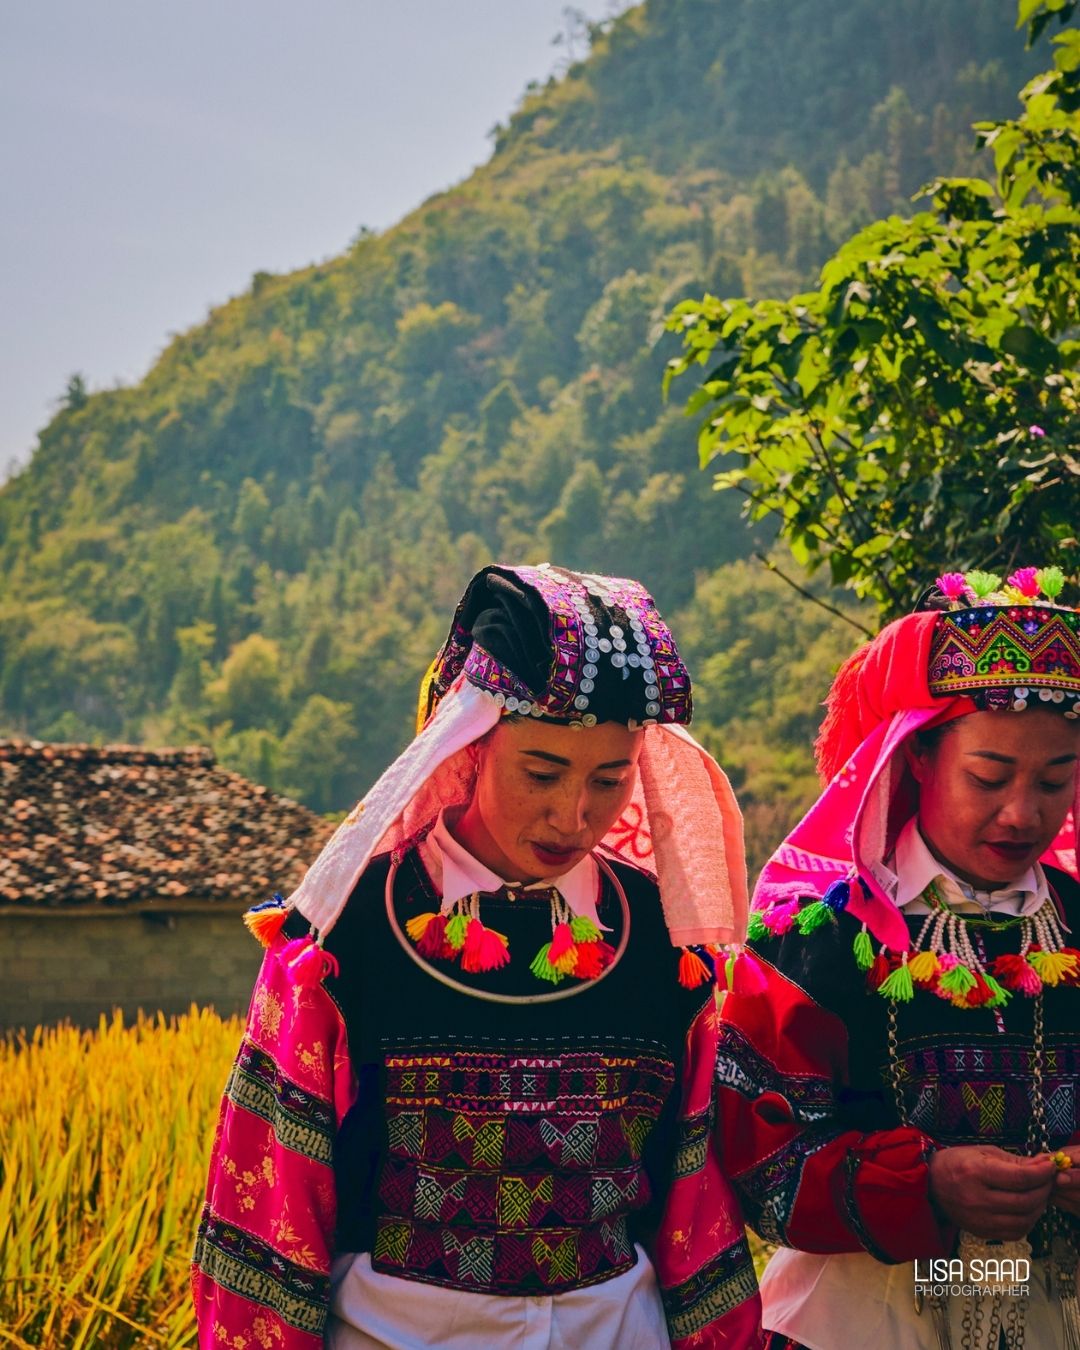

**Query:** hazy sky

left=0, top=1, right=619, bottom=475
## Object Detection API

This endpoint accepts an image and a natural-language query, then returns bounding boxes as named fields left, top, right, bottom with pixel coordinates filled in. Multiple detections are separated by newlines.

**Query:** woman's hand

left=1051, top=1145, right=1080, bottom=1218
left=928, top=1145, right=1057, bottom=1239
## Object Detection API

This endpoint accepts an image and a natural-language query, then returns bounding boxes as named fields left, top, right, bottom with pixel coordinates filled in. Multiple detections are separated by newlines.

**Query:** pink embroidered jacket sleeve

left=191, top=949, right=357, bottom=1349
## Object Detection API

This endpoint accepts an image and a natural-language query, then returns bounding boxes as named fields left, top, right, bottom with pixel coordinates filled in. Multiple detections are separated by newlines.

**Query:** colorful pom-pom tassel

left=573, top=942, right=606, bottom=979
left=938, top=963, right=976, bottom=998
left=878, top=960, right=914, bottom=1002
left=991, top=953, right=1042, bottom=996
left=549, top=922, right=575, bottom=962
left=763, top=900, right=800, bottom=935
left=821, top=879, right=850, bottom=912
left=570, top=915, right=601, bottom=943
left=1059, top=946, right=1080, bottom=985
left=445, top=912, right=470, bottom=951
left=867, top=953, right=891, bottom=990
left=908, top=950, right=940, bottom=984
left=795, top=899, right=832, bottom=935
left=280, top=937, right=339, bottom=986
left=731, top=948, right=768, bottom=995
left=746, top=910, right=769, bottom=942
left=243, top=895, right=289, bottom=948
left=853, top=927, right=874, bottom=972
left=406, top=911, right=439, bottom=943
left=678, top=947, right=712, bottom=989
left=529, top=943, right=564, bottom=984
left=461, top=919, right=510, bottom=973
left=416, top=912, right=449, bottom=959
left=980, top=972, right=1010, bottom=1008
left=1028, top=949, right=1077, bottom=987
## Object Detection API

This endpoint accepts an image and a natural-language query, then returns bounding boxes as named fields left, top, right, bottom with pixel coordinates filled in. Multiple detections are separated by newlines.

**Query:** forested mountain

left=0, top=0, right=1043, bottom=862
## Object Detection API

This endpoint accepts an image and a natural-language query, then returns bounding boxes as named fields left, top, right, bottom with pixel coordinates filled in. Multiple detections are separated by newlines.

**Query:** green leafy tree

left=211, top=634, right=283, bottom=731
left=279, top=695, right=357, bottom=813
left=665, top=1, right=1080, bottom=616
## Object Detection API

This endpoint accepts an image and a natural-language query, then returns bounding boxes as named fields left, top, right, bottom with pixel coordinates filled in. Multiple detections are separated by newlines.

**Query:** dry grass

left=0, top=1008, right=240, bottom=1349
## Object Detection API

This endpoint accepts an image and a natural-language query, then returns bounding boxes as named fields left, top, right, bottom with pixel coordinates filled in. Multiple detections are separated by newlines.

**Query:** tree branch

left=754, top=552, right=875, bottom=637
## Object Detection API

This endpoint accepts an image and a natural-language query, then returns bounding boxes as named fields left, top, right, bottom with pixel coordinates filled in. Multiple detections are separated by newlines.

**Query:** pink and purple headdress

left=754, top=567, right=1080, bottom=953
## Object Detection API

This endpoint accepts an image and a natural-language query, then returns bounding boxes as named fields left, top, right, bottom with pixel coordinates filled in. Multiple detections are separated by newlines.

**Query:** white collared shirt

left=891, top=816, right=1049, bottom=918
left=423, top=808, right=607, bottom=929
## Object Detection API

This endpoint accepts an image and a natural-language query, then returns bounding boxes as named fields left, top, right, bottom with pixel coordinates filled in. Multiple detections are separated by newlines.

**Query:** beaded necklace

left=747, top=875, right=1080, bottom=1009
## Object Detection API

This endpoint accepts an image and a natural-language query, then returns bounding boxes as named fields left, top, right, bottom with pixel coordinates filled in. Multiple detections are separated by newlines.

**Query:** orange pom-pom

left=678, top=948, right=712, bottom=989
left=243, top=902, right=289, bottom=948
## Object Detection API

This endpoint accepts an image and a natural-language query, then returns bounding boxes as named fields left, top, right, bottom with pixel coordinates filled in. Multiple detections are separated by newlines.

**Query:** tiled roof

left=0, top=741, right=335, bottom=907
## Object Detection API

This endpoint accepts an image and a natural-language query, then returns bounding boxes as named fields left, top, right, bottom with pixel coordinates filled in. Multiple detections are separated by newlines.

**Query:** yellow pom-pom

left=908, top=950, right=940, bottom=984
left=1029, top=950, right=1078, bottom=987
left=405, top=912, right=438, bottom=942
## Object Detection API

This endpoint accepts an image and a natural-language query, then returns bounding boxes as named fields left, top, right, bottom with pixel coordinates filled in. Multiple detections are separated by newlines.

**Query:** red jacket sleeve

left=715, top=953, right=952, bottom=1263
left=654, top=997, right=765, bottom=1348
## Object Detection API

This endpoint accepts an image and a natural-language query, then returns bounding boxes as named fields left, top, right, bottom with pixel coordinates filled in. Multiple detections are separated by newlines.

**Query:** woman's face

left=454, top=716, right=644, bottom=883
left=905, top=708, right=1078, bottom=890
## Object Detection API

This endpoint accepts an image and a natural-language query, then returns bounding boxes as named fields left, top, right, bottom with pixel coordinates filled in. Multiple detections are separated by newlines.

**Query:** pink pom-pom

left=732, top=949, right=768, bottom=995
left=937, top=952, right=959, bottom=971
left=937, top=572, right=969, bottom=601
left=281, top=937, right=339, bottom=986
left=763, top=900, right=800, bottom=935
left=1007, top=567, right=1040, bottom=598
left=548, top=921, right=575, bottom=962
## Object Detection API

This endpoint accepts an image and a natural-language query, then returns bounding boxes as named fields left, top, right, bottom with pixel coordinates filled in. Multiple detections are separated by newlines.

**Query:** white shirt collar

left=892, top=816, right=1049, bottom=916
left=424, top=809, right=605, bottom=928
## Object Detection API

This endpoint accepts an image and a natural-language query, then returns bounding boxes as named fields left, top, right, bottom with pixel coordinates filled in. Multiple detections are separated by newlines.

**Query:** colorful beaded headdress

left=419, top=563, right=692, bottom=731
left=925, top=566, right=1080, bottom=714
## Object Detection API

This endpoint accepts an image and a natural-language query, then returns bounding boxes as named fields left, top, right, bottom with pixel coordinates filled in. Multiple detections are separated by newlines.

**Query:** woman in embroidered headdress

left=715, top=567, right=1080, bottom=1350
left=192, top=563, right=764, bottom=1349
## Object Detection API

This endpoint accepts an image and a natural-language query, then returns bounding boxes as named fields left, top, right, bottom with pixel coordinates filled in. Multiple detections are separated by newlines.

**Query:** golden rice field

left=2, top=1008, right=773, bottom=1348
left=0, top=1008, right=242, bottom=1349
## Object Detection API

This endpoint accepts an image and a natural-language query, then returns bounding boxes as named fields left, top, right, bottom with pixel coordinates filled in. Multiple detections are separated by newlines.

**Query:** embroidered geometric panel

left=895, top=1041, right=1080, bottom=1148
left=928, top=605, right=1080, bottom=707
left=371, top=1048, right=675, bottom=1294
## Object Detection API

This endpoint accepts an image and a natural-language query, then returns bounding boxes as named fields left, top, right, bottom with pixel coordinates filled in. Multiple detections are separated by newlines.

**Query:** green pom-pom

left=795, top=900, right=831, bottom=935
left=570, top=915, right=601, bottom=943
left=938, top=963, right=976, bottom=996
left=982, top=973, right=1011, bottom=1008
left=853, top=929, right=874, bottom=972
left=878, top=962, right=914, bottom=1002
left=445, top=912, right=470, bottom=950
left=725, top=954, right=737, bottom=987
left=1037, top=565, right=1065, bottom=600
left=747, top=911, right=769, bottom=942
left=529, top=943, right=564, bottom=984
left=965, top=570, right=1002, bottom=599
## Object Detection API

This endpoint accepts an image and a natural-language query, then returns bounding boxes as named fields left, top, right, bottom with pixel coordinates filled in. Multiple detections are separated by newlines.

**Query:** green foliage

left=666, top=3, right=1080, bottom=616
left=674, top=561, right=868, bottom=872
left=0, top=0, right=1046, bottom=816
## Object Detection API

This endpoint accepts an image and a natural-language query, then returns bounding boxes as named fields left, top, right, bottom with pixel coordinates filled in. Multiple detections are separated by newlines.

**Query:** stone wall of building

left=0, top=904, right=263, bottom=1030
